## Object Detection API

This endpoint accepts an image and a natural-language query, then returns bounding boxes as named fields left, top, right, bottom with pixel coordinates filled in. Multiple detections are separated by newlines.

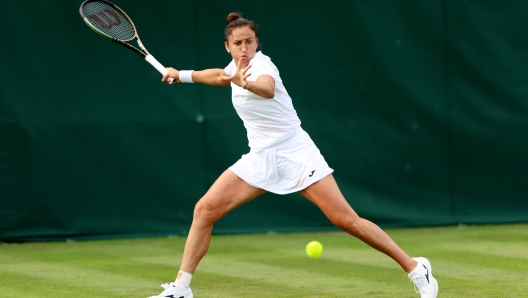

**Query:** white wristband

left=179, top=70, right=194, bottom=83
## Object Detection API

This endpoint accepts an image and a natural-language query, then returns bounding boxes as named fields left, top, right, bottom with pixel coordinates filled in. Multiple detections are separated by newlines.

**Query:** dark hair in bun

left=224, top=12, right=258, bottom=42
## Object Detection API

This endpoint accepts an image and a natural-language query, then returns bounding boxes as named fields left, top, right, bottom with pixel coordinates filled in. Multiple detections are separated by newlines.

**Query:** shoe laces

left=410, top=276, right=428, bottom=294
left=160, top=282, right=176, bottom=293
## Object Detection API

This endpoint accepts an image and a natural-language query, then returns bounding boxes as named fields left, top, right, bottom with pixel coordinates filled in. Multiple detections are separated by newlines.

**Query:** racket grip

left=145, top=54, right=167, bottom=74
left=145, top=54, right=174, bottom=82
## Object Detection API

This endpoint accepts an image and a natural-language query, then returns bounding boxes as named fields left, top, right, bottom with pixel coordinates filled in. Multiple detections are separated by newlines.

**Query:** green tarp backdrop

left=1, top=0, right=527, bottom=242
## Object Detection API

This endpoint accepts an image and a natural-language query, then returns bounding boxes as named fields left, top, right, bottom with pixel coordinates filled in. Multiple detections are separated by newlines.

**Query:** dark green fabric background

left=1, top=0, right=527, bottom=241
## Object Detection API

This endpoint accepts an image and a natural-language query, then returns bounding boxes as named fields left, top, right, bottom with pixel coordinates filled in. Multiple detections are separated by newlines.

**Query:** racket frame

left=79, top=0, right=169, bottom=77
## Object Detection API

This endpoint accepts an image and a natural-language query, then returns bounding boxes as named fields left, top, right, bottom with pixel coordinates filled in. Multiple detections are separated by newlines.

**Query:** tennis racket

left=79, top=0, right=172, bottom=81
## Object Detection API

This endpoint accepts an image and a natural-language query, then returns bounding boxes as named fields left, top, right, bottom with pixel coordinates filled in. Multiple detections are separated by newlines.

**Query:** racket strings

left=82, top=1, right=135, bottom=41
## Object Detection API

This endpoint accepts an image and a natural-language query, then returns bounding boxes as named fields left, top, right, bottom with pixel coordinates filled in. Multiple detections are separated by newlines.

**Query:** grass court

left=1, top=223, right=527, bottom=297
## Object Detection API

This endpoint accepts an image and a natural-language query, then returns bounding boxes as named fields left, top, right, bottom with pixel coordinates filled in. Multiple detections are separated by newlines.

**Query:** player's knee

left=333, top=216, right=365, bottom=237
left=193, top=199, right=224, bottom=224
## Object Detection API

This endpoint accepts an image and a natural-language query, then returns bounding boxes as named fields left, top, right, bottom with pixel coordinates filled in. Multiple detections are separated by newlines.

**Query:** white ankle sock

left=175, top=270, right=192, bottom=288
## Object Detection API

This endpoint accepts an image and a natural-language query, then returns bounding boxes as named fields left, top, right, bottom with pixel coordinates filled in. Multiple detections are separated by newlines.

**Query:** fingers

left=236, top=57, right=252, bottom=70
left=236, top=57, right=245, bottom=71
left=162, top=75, right=177, bottom=84
left=233, top=59, right=252, bottom=89
left=240, top=64, right=252, bottom=76
left=238, top=66, right=251, bottom=88
left=243, top=71, right=251, bottom=80
left=162, top=67, right=180, bottom=84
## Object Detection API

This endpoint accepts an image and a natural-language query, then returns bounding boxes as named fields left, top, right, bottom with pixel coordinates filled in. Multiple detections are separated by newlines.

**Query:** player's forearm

left=244, top=80, right=275, bottom=99
left=192, top=69, right=230, bottom=86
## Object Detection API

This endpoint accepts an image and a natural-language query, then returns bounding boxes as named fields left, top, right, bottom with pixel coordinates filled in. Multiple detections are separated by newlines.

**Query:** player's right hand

left=163, top=67, right=181, bottom=84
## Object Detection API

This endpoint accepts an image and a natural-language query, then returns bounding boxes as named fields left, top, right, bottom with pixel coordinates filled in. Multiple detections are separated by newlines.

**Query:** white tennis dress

left=225, top=52, right=333, bottom=194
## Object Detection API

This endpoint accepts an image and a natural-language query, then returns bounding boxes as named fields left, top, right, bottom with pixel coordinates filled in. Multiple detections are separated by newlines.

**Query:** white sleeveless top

left=224, top=51, right=301, bottom=150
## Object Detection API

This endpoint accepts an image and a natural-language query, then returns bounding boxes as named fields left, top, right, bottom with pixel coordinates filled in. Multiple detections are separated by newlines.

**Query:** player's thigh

left=298, top=174, right=359, bottom=224
left=196, top=169, right=266, bottom=220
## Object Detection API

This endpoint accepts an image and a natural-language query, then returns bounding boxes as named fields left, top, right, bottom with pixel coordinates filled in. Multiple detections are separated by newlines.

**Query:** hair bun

left=226, top=12, right=242, bottom=25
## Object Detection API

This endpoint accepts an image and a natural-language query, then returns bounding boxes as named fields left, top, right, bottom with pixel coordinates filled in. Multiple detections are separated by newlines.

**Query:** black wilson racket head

left=79, top=0, right=167, bottom=75
left=80, top=0, right=137, bottom=42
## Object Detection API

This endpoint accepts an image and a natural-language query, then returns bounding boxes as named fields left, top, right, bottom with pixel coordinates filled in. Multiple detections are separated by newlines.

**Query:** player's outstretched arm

left=162, top=68, right=231, bottom=86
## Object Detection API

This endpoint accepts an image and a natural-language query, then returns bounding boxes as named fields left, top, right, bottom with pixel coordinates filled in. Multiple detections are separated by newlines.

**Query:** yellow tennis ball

left=306, top=241, right=323, bottom=258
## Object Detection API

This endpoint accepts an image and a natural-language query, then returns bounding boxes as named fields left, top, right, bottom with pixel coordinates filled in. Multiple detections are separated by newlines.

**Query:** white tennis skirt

left=229, top=128, right=334, bottom=195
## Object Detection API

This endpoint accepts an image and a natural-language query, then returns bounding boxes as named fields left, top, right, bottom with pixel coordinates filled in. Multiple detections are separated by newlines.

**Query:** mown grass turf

left=1, top=223, right=527, bottom=297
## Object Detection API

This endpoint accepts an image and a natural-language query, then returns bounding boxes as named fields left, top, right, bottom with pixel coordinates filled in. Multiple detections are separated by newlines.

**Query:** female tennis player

left=150, top=12, right=438, bottom=298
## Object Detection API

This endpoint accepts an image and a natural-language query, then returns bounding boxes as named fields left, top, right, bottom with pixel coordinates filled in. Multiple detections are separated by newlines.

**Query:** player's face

left=225, top=26, right=258, bottom=67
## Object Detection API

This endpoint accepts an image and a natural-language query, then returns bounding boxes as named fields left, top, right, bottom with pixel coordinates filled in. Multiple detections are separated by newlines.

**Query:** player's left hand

left=222, top=58, right=251, bottom=89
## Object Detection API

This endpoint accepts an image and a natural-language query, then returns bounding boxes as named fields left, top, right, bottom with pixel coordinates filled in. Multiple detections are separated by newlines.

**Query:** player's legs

left=149, top=172, right=266, bottom=298
left=179, top=169, right=267, bottom=274
left=298, top=174, right=417, bottom=273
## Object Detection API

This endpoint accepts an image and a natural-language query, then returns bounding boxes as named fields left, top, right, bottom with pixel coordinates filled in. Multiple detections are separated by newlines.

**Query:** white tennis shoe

left=408, top=257, right=438, bottom=298
left=147, top=282, right=193, bottom=298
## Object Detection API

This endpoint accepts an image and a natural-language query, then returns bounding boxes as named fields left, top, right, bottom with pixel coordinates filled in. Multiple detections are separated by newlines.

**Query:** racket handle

left=145, top=54, right=174, bottom=82
left=145, top=54, right=167, bottom=74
